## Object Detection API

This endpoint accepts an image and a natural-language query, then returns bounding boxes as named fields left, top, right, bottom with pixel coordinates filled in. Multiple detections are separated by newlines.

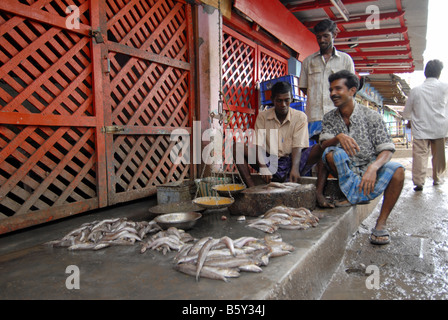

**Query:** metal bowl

left=154, top=212, right=202, bottom=230
left=148, top=200, right=205, bottom=219
left=212, top=183, right=246, bottom=196
left=192, top=196, right=235, bottom=210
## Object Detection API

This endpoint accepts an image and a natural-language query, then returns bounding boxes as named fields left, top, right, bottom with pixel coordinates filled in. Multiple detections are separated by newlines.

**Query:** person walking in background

left=402, top=59, right=448, bottom=191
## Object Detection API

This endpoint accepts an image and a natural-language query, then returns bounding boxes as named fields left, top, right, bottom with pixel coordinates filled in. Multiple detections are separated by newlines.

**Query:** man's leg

left=431, top=138, right=446, bottom=185
left=305, top=143, right=324, bottom=168
left=371, top=167, right=405, bottom=243
left=412, top=139, right=430, bottom=190
left=315, top=151, right=336, bottom=208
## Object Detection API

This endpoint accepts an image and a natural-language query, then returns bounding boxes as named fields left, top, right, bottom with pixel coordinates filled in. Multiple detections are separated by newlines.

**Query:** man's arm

left=359, top=150, right=393, bottom=195
left=320, top=133, right=360, bottom=157
left=289, top=147, right=302, bottom=182
left=401, top=90, right=413, bottom=120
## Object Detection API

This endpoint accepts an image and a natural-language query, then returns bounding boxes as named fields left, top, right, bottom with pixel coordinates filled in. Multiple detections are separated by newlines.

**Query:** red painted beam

left=349, top=49, right=411, bottom=57
left=337, top=26, right=407, bottom=38
left=336, top=39, right=410, bottom=50
left=303, top=11, right=405, bottom=28
left=233, top=0, right=318, bottom=59
left=354, top=58, right=413, bottom=64
left=286, top=0, right=377, bottom=13
left=363, top=68, right=415, bottom=74
left=356, top=66, right=415, bottom=74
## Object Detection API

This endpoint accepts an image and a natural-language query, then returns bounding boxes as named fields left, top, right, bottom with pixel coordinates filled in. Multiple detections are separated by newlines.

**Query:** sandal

left=334, top=199, right=352, bottom=207
left=369, top=228, right=390, bottom=245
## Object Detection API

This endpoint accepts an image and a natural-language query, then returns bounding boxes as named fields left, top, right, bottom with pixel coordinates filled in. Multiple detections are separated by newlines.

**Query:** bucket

left=156, top=180, right=194, bottom=204
left=194, top=177, right=232, bottom=197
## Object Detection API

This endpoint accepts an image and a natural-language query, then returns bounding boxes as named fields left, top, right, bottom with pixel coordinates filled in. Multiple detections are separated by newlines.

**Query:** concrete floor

left=0, top=183, right=378, bottom=300
left=1, top=149, right=446, bottom=300
left=322, top=155, right=448, bottom=300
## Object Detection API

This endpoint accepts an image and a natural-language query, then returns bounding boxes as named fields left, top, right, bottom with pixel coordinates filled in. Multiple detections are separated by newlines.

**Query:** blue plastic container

left=260, top=75, right=301, bottom=105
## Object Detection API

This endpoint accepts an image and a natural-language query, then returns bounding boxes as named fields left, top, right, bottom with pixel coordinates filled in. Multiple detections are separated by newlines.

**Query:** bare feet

left=317, top=194, right=335, bottom=208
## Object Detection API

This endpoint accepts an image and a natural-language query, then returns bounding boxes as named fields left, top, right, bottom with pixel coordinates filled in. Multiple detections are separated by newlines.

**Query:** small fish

left=174, top=263, right=229, bottom=282
left=233, top=236, right=258, bottom=248
left=189, top=237, right=212, bottom=256
left=67, top=243, right=110, bottom=251
left=248, top=224, right=277, bottom=234
left=196, top=238, right=218, bottom=281
left=219, top=236, right=236, bottom=256
left=204, top=257, right=257, bottom=268
left=238, top=264, right=263, bottom=273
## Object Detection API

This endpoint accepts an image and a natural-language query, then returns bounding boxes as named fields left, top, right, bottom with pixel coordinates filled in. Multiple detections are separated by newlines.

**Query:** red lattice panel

left=0, top=0, right=98, bottom=228
left=221, top=28, right=257, bottom=132
left=106, top=0, right=189, bottom=62
left=220, top=27, right=288, bottom=172
left=105, top=0, right=192, bottom=203
left=259, top=49, right=288, bottom=82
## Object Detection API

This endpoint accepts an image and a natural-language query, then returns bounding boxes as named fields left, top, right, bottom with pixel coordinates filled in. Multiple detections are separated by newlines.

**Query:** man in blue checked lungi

left=316, top=70, right=405, bottom=245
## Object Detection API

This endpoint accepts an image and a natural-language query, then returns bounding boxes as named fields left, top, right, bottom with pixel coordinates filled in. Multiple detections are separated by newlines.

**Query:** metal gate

left=0, top=0, right=195, bottom=234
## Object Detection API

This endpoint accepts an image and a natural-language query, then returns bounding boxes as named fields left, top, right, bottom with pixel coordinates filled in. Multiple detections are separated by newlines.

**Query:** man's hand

left=337, top=133, right=360, bottom=157
left=259, top=164, right=272, bottom=184
left=358, top=150, right=393, bottom=196
left=289, top=167, right=301, bottom=183
left=260, top=174, right=272, bottom=184
left=359, top=166, right=377, bottom=196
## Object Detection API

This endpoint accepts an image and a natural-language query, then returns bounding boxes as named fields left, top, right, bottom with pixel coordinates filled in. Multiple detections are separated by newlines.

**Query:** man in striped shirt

left=402, top=59, right=448, bottom=191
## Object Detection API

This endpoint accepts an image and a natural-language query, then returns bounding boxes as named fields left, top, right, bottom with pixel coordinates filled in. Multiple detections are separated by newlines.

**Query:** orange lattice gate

left=222, top=25, right=287, bottom=133
left=0, top=0, right=195, bottom=234
left=221, top=25, right=287, bottom=171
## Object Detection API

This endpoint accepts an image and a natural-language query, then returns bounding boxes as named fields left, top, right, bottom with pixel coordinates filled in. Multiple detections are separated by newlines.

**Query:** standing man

left=299, top=18, right=355, bottom=139
left=235, top=81, right=310, bottom=187
left=298, top=19, right=355, bottom=207
left=317, top=70, right=405, bottom=245
left=402, top=59, right=448, bottom=191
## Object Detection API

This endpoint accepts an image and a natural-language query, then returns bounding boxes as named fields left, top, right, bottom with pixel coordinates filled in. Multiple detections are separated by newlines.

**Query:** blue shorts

left=322, top=147, right=404, bottom=204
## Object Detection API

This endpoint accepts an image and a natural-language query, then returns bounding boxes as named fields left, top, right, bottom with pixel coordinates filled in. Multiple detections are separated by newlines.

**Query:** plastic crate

left=260, top=75, right=301, bottom=105
left=290, top=100, right=305, bottom=112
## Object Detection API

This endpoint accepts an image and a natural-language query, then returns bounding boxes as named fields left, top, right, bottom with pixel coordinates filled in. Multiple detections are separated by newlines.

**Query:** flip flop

left=369, top=228, right=390, bottom=245
left=334, top=200, right=352, bottom=207
left=358, top=200, right=371, bottom=205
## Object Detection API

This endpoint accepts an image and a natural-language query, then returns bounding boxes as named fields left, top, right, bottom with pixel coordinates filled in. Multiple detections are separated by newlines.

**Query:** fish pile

left=173, top=234, right=294, bottom=282
left=245, top=181, right=303, bottom=193
left=46, top=218, right=161, bottom=251
left=140, top=227, right=195, bottom=255
left=247, top=205, right=319, bottom=234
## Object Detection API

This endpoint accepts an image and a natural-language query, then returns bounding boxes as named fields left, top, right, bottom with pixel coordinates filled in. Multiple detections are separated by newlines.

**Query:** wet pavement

left=1, top=149, right=447, bottom=300
left=321, top=155, right=448, bottom=300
